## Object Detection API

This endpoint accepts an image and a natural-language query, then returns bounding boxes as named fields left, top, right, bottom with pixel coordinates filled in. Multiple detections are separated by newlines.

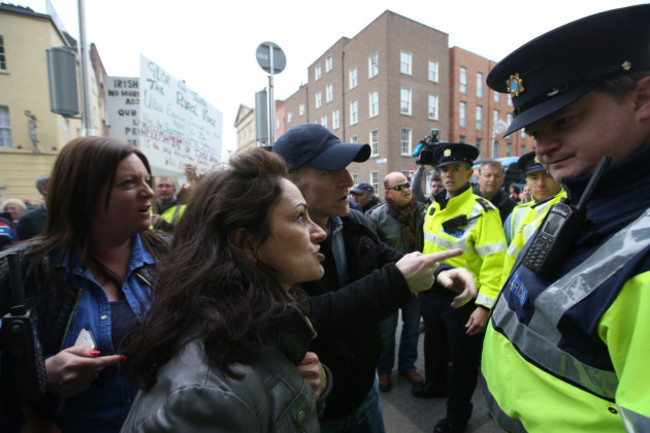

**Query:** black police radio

left=522, top=155, right=611, bottom=276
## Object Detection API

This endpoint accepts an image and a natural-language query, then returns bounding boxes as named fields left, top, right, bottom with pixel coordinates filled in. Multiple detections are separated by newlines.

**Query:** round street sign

left=256, top=41, right=286, bottom=74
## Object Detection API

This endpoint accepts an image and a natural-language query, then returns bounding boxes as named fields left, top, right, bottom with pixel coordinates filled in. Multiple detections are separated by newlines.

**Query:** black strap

left=7, top=254, right=27, bottom=315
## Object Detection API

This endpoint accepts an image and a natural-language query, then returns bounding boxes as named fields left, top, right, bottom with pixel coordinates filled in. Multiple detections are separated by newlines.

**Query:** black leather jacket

left=121, top=305, right=327, bottom=433
left=304, top=209, right=411, bottom=419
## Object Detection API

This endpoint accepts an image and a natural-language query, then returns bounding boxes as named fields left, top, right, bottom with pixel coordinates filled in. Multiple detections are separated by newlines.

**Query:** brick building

left=278, top=10, right=450, bottom=195
left=449, top=46, right=535, bottom=159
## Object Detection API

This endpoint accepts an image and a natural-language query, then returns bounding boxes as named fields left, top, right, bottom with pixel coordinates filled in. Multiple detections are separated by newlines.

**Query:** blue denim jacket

left=48, top=234, right=155, bottom=433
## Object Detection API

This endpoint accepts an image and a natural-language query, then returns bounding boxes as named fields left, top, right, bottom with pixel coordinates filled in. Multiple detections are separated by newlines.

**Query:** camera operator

left=412, top=130, right=443, bottom=206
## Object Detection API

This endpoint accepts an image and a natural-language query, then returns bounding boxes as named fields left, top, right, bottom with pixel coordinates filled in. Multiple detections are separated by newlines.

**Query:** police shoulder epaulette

left=475, top=197, right=493, bottom=212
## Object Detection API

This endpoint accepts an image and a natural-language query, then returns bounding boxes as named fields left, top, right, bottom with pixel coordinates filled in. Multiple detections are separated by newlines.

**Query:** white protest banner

left=139, top=55, right=223, bottom=176
left=106, top=76, right=140, bottom=147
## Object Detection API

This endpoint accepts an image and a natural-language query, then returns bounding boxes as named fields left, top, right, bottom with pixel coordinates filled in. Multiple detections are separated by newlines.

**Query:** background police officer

left=501, top=151, right=565, bottom=280
left=420, top=143, right=506, bottom=433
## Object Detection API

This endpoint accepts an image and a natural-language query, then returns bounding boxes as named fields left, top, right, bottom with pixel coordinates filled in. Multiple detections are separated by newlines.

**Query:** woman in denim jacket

left=0, top=137, right=168, bottom=433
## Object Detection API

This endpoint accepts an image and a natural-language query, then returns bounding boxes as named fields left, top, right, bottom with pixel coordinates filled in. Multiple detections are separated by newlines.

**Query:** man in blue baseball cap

left=482, top=5, right=650, bottom=432
left=273, top=124, right=477, bottom=433
left=351, top=182, right=380, bottom=213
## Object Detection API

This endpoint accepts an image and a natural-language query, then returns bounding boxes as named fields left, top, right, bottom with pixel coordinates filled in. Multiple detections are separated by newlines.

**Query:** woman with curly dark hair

left=121, top=148, right=330, bottom=432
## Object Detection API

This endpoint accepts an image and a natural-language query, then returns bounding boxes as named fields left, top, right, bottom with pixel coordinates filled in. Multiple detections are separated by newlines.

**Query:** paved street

left=379, top=322, right=504, bottom=433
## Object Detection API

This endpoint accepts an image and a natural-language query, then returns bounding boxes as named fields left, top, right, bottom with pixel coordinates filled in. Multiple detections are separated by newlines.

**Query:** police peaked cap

left=517, top=151, right=548, bottom=176
left=487, top=4, right=650, bottom=137
left=433, top=143, right=479, bottom=168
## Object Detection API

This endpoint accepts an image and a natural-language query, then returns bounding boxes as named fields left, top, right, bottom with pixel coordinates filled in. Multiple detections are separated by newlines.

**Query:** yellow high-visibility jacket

left=423, top=186, right=507, bottom=309
left=500, top=189, right=566, bottom=285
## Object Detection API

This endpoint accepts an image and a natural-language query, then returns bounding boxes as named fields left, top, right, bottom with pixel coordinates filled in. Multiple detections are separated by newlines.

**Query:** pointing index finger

left=421, top=248, right=463, bottom=264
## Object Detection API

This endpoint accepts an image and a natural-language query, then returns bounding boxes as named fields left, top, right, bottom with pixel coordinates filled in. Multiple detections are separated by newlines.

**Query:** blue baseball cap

left=351, top=183, right=374, bottom=194
left=273, top=124, right=370, bottom=172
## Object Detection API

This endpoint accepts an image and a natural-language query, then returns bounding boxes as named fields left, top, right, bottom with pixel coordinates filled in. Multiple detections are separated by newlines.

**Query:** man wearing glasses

left=420, top=143, right=506, bottom=433
left=366, top=172, right=427, bottom=393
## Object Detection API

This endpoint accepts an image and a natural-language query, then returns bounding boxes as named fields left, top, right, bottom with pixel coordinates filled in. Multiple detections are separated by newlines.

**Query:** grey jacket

left=366, top=201, right=427, bottom=253
left=121, top=307, right=325, bottom=433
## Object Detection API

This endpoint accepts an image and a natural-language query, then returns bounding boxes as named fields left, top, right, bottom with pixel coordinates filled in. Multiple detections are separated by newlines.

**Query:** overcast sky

left=14, top=0, right=648, bottom=157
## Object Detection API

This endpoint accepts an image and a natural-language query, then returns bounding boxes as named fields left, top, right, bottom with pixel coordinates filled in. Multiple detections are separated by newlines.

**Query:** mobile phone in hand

left=74, top=328, right=97, bottom=350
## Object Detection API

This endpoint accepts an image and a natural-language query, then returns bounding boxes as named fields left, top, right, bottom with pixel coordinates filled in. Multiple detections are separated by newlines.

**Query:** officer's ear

left=634, top=76, right=650, bottom=122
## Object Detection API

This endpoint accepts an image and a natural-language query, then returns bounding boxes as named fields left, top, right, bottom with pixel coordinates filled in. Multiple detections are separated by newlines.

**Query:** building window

left=400, top=128, right=412, bottom=156
left=400, top=50, right=412, bottom=75
left=326, top=84, right=333, bottom=103
left=315, top=92, right=322, bottom=109
left=476, top=138, right=483, bottom=159
left=459, top=135, right=467, bottom=143
left=352, top=173, right=359, bottom=185
left=428, top=94, right=439, bottom=120
left=494, top=91, right=500, bottom=103
left=507, top=113, right=513, bottom=126
left=332, top=109, right=340, bottom=130
left=460, top=67, right=467, bottom=93
left=400, top=87, right=412, bottom=115
left=276, top=118, right=280, bottom=129
left=428, top=60, right=439, bottom=82
left=315, top=64, right=322, bottom=81
left=321, top=115, right=328, bottom=128
left=369, top=90, right=379, bottom=118
left=350, top=135, right=358, bottom=143
left=350, top=100, right=359, bottom=125
left=349, top=67, right=358, bottom=89
left=369, top=130, right=379, bottom=157
left=370, top=171, right=379, bottom=192
left=325, top=55, right=333, bottom=72
left=476, top=72, right=484, bottom=98
left=459, top=102, right=467, bottom=128
left=0, top=36, right=6, bottom=70
left=492, top=140, right=499, bottom=158
left=493, top=109, right=500, bottom=132
left=0, top=106, right=12, bottom=147
left=521, top=144, right=526, bottom=155
left=368, top=52, right=379, bottom=78
left=507, top=142, right=512, bottom=157
left=476, top=105, right=483, bottom=130
left=299, top=103, right=305, bottom=116
left=508, top=96, right=513, bottom=106
left=521, top=129, right=527, bottom=139
left=287, top=112, right=292, bottom=124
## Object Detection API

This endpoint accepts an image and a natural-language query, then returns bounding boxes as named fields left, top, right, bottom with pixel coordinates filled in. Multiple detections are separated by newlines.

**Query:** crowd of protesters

left=2, top=5, right=650, bottom=433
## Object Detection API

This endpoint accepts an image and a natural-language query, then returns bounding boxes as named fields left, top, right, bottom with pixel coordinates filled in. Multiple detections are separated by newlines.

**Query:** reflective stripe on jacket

left=482, top=207, right=650, bottom=432
left=423, top=186, right=506, bottom=309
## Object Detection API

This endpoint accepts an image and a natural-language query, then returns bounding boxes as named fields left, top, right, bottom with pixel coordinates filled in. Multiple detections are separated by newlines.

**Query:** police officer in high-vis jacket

left=420, top=143, right=506, bottom=433
left=500, top=151, right=565, bottom=283
left=481, top=4, right=650, bottom=432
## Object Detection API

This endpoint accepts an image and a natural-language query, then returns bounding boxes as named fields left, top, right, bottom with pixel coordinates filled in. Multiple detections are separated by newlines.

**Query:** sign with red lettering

left=139, top=55, right=223, bottom=176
